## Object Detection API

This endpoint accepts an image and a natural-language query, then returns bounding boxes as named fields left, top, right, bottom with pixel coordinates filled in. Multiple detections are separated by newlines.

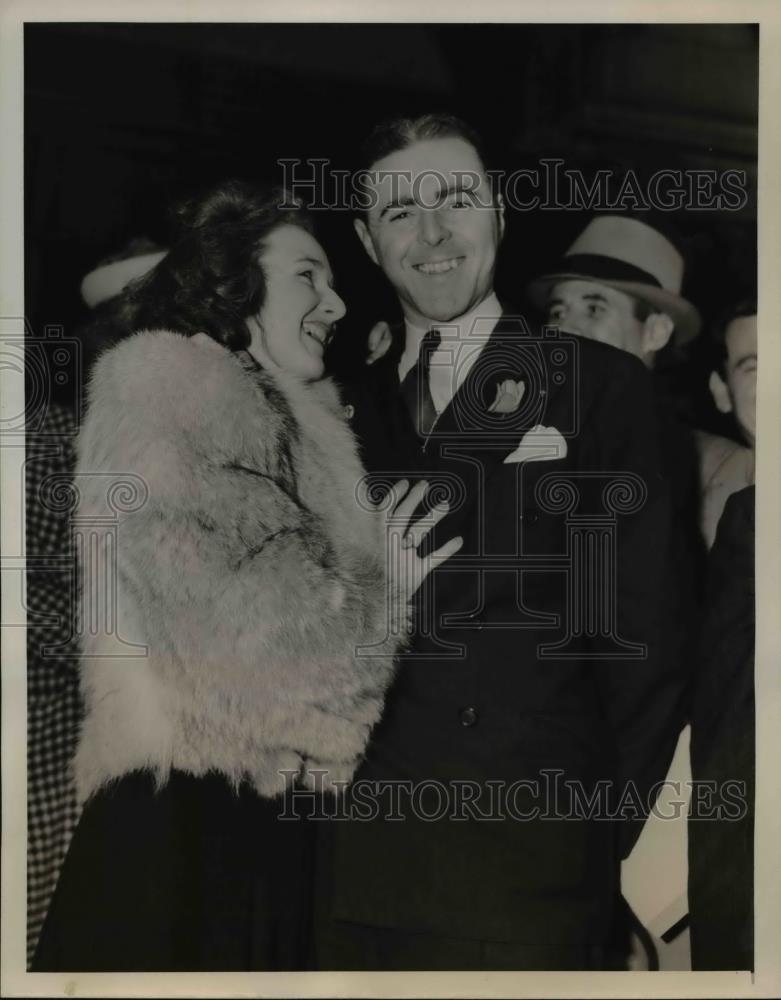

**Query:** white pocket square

left=504, top=424, right=568, bottom=464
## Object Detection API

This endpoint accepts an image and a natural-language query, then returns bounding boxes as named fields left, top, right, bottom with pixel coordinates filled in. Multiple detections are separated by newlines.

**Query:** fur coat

left=73, top=329, right=404, bottom=803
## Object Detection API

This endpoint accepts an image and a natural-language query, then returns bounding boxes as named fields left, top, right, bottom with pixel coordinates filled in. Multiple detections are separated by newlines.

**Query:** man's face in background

left=355, top=137, right=504, bottom=327
left=546, top=279, right=647, bottom=355
left=710, top=314, right=757, bottom=447
left=546, top=279, right=674, bottom=367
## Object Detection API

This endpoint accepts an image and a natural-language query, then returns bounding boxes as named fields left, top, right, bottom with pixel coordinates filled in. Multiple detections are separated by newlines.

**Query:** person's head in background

left=527, top=215, right=701, bottom=368
left=79, top=180, right=345, bottom=382
left=708, top=298, right=757, bottom=448
left=353, top=113, right=505, bottom=328
left=80, top=237, right=167, bottom=310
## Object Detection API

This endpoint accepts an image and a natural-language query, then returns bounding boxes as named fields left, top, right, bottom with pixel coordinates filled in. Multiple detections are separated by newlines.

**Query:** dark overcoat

left=689, top=485, right=755, bottom=971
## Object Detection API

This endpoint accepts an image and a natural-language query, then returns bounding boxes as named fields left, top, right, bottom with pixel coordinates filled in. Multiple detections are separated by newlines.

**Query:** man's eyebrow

left=732, top=352, right=758, bottom=369
left=379, top=194, right=416, bottom=220
left=378, top=180, right=481, bottom=220
left=440, top=180, right=480, bottom=199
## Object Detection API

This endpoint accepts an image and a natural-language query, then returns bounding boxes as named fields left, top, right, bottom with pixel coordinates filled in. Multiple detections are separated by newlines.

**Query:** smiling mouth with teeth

left=302, top=323, right=331, bottom=349
left=413, top=257, right=463, bottom=275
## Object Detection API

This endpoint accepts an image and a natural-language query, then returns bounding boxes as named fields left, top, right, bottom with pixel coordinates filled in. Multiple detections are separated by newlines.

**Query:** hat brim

left=81, top=250, right=167, bottom=309
left=527, top=271, right=701, bottom=345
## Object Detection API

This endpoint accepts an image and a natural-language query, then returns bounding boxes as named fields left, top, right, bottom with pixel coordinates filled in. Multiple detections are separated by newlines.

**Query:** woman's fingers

left=429, top=534, right=464, bottom=566
left=385, top=482, right=459, bottom=601
left=390, top=479, right=428, bottom=531
left=386, top=479, right=409, bottom=510
left=417, top=535, right=463, bottom=589
left=401, top=500, right=450, bottom=549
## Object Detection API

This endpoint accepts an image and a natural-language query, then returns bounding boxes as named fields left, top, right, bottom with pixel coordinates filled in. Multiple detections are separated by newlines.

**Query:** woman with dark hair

left=33, top=180, right=460, bottom=972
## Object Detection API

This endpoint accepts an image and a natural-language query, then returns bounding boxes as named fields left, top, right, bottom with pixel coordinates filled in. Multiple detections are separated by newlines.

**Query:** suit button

left=460, top=707, right=479, bottom=727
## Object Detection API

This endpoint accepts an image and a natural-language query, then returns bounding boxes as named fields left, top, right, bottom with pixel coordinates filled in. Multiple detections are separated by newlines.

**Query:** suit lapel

left=423, top=311, right=554, bottom=462
left=417, top=310, right=576, bottom=549
left=358, top=322, right=426, bottom=475
left=360, top=310, right=576, bottom=538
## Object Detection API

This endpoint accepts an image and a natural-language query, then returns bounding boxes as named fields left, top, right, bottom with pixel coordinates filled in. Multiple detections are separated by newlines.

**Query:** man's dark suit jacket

left=320, top=311, right=687, bottom=957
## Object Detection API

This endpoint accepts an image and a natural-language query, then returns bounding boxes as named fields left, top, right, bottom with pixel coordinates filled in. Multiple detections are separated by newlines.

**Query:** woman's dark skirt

left=32, top=769, right=315, bottom=971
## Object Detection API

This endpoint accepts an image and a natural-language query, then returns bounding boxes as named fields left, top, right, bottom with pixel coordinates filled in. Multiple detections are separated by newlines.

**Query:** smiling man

left=314, top=115, right=687, bottom=972
left=354, top=123, right=505, bottom=423
left=355, top=131, right=502, bottom=326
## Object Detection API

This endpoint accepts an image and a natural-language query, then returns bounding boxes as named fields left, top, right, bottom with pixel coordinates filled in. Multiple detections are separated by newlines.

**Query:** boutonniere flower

left=488, top=378, right=525, bottom=414
left=343, top=404, right=355, bottom=420
left=504, top=424, right=568, bottom=464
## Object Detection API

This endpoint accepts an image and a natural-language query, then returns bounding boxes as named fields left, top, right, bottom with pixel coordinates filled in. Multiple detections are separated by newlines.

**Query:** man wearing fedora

left=527, top=214, right=705, bottom=602
left=528, top=216, right=707, bottom=965
left=314, top=116, right=687, bottom=971
left=526, top=215, right=701, bottom=367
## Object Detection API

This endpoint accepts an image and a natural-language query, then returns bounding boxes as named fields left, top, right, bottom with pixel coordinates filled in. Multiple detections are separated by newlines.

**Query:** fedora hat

left=526, top=215, right=701, bottom=343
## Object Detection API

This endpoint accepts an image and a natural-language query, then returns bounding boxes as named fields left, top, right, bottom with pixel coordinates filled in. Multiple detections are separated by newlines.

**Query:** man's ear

left=496, top=191, right=506, bottom=242
left=709, top=369, right=734, bottom=414
left=641, top=312, right=674, bottom=354
left=354, top=217, right=379, bottom=266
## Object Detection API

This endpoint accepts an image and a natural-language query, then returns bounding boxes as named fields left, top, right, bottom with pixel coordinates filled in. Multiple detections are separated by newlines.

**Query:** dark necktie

left=400, top=327, right=441, bottom=436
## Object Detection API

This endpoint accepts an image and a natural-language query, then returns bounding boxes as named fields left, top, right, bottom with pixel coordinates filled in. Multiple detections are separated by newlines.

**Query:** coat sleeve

left=119, top=431, right=404, bottom=791
left=76, top=334, right=405, bottom=797
left=586, top=357, right=690, bottom=858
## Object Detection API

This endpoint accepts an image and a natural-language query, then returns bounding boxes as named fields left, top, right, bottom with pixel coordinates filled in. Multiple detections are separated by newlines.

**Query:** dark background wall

left=25, top=22, right=757, bottom=428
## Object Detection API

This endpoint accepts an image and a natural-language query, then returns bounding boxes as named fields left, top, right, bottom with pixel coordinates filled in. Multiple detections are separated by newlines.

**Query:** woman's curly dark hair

left=90, top=180, right=315, bottom=353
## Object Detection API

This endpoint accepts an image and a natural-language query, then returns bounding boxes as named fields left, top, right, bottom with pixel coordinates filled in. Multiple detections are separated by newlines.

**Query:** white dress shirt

left=398, top=293, right=502, bottom=418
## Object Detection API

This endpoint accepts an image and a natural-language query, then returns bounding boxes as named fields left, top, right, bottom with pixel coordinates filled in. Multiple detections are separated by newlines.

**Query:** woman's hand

left=384, top=479, right=463, bottom=604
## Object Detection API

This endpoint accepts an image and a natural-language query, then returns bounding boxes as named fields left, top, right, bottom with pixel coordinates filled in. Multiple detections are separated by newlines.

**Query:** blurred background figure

left=25, top=399, right=79, bottom=968
left=25, top=237, right=164, bottom=966
left=80, top=238, right=166, bottom=310
left=689, top=484, right=755, bottom=970
left=696, top=299, right=757, bottom=548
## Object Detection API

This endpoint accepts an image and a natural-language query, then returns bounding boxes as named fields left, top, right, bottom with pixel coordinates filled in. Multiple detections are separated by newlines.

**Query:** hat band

left=558, top=254, right=663, bottom=289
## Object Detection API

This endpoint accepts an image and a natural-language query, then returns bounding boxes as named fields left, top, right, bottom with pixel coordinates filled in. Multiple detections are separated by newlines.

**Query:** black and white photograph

left=1, top=2, right=779, bottom=997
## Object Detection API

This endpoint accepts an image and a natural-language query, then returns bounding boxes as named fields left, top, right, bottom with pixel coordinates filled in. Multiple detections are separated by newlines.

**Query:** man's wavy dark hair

left=359, top=112, right=489, bottom=176
left=709, top=294, right=757, bottom=376
left=87, top=180, right=314, bottom=355
left=355, top=112, right=497, bottom=217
